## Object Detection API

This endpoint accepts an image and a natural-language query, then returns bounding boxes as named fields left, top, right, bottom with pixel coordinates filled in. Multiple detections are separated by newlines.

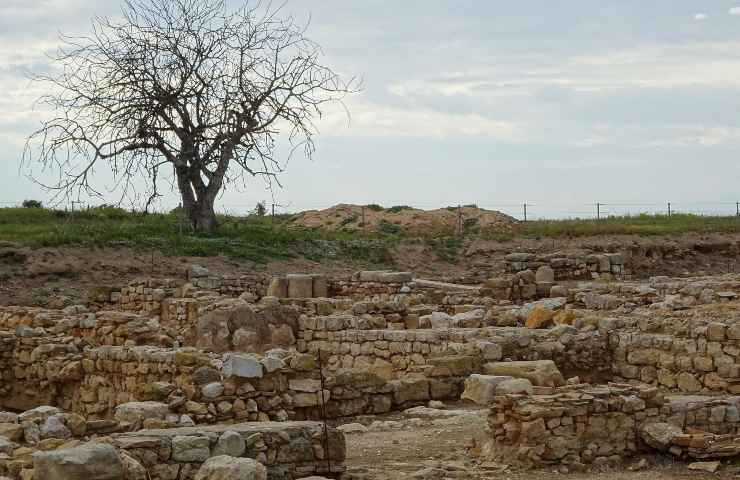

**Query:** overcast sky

left=2, top=1, right=740, bottom=219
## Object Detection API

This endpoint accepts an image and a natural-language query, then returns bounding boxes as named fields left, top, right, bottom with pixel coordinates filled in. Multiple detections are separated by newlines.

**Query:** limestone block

left=33, top=443, right=123, bottom=480
left=525, top=306, right=555, bottom=329
left=356, top=271, right=413, bottom=283
left=392, top=378, right=430, bottom=404
left=484, top=360, right=564, bottom=387
left=114, top=402, right=169, bottom=426
left=201, top=383, right=225, bottom=399
left=495, top=378, right=533, bottom=395
left=535, top=266, right=555, bottom=283
left=427, top=356, right=477, bottom=377
left=477, top=341, right=503, bottom=361
left=195, top=455, right=266, bottom=480
left=223, top=354, right=264, bottom=379
left=707, top=323, right=726, bottom=341
left=212, top=431, right=246, bottom=458
left=461, top=375, right=513, bottom=405
left=287, top=274, right=314, bottom=298
left=0, top=423, right=23, bottom=442
left=266, top=278, right=288, bottom=298
left=312, top=276, right=329, bottom=298
left=172, top=435, right=211, bottom=462
left=640, top=422, right=682, bottom=451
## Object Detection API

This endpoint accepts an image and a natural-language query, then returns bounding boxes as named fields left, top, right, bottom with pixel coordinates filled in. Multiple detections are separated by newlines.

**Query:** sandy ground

left=340, top=405, right=735, bottom=480
left=289, top=204, right=517, bottom=235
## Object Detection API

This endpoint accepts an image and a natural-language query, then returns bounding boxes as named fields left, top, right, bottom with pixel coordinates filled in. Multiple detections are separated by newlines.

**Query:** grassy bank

left=1, top=207, right=739, bottom=262
left=518, top=213, right=740, bottom=238
left=0, top=206, right=395, bottom=263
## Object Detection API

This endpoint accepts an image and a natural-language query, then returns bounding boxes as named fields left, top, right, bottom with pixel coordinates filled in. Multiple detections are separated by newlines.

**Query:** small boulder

left=40, top=415, right=71, bottom=440
left=640, top=423, right=682, bottom=452
left=525, top=306, right=555, bottom=329
left=201, top=382, right=225, bottom=399
left=688, top=461, right=721, bottom=473
left=195, top=455, right=267, bottom=480
left=535, top=266, right=555, bottom=283
left=213, top=431, right=246, bottom=457
left=114, top=402, right=169, bottom=427
left=223, top=354, right=264, bottom=378
left=172, top=435, right=211, bottom=462
left=33, top=443, right=123, bottom=480
left=19, top=406, right=61, bottom=424
left=495, top=378, right=533, bottom=395
left=461, top=375, right=514, bottom=405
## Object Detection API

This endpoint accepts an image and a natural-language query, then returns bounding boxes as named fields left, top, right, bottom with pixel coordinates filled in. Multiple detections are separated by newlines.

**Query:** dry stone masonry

left=3, top=264, right=740, bottom=478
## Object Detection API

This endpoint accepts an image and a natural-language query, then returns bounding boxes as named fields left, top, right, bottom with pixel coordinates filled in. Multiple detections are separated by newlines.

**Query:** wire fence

left=219, top=200, right=740, bottom=221
left=2, top=199, right=740, bottom=221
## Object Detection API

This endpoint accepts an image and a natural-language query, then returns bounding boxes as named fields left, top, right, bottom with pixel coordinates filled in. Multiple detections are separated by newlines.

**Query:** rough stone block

left=223, top=354, right=264, bottom=379
left=266, top=278, right=289, bottom=298
left=287, top=274, right=314, bottom=298
left=33, top=443, right=123, bottom=480
left=484, top=360, right=564, bottom=387
left=461, top=375, right=513, bottom=405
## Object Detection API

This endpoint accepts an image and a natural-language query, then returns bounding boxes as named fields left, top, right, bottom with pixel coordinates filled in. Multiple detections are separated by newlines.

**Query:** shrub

left=22, top=200, right=43, bottom=209
left=365, top=204, right=384, bottom=212
left=387, top=205, right=412, bottom=213
left=255, top=201, right=267, bottom=217
left=377, top=219, right=402, bottom=235
left=339, top=214, right=359, bottom=227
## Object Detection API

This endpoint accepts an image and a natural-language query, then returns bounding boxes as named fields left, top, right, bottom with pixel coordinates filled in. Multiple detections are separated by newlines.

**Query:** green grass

left=519, top=213, right=740, bottom=237
left=2, top=208, right=739, bottom=263
left=0, top=206, right=398, bottom=264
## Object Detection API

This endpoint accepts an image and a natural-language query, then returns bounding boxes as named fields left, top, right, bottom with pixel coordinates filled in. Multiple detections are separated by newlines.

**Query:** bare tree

left=24, top=0, right=355, bottom=232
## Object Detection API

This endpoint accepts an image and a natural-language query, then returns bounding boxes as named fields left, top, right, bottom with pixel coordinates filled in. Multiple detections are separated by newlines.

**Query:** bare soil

left=1, top=232, right=739, bottom=307
left=289, top=204, right=517, bottom=235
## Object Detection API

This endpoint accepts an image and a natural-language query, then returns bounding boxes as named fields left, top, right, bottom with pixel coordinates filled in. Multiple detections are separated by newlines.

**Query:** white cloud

left=730, top=7, right=740, bottom=15
left=386, top=40, right=740, bottom=107
left=317, top=99, right=524, bottom=140
left=694, top=13, right=708, bottom=21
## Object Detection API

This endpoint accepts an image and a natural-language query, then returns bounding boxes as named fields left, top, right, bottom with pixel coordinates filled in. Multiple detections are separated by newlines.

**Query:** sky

left=2, top=1, right=740, bottom=219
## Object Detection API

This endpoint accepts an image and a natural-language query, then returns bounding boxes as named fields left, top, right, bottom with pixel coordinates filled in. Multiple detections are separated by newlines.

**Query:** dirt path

left=340, top=405, right=734, bottom=480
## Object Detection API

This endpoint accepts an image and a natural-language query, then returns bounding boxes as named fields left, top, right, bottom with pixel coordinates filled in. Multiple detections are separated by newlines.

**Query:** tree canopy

left=24, top=0, right=356, bottom=232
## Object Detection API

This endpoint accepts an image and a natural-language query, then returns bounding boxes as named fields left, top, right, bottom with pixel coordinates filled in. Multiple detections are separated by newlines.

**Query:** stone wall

left=504, top=252, right=629, bottom=280
left=328, top=271, right=413, bottom=298
left=2, top=419, right=345, bottom=480
left=609, top=312, right=740, bottom=393
left=0, top=326, right=463, bottom=422
left=111, top=421, right=345, bottom=480
left=488, top=382, right=740, bottom=468
left=299, top=324, right=612, bottom=382
left=489, top=383, right=663, bottom=467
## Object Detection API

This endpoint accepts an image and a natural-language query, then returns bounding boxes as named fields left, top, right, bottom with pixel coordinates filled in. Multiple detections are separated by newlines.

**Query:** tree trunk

left=189, top=197, right=217, bottom=233
left=175, top=165, right=218, bottom=234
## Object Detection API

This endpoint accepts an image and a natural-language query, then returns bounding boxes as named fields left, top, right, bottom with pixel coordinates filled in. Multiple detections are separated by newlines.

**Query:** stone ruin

left=1, top=254, right=740, bottom=478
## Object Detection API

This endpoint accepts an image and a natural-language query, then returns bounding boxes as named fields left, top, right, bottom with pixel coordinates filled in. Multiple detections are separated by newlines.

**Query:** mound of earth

left=289, top=204, right=518, bottom=235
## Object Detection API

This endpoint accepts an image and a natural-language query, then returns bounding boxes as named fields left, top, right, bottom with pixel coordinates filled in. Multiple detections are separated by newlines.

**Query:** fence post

left=361, top=206, right=366, bottom=229
left=523, top=203, right=527, bottom=222
left=596, top=203, right=600, bottom=220
left=457, top=204, right=462, bottom=236
left=737, top=202, right=739, bottom=217
left=668, top=202, right=672, bottom=218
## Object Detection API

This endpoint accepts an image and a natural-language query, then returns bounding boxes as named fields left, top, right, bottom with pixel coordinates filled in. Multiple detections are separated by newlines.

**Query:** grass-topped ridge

left=1, top=207, right=738, bottom=262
